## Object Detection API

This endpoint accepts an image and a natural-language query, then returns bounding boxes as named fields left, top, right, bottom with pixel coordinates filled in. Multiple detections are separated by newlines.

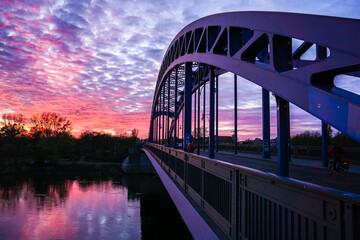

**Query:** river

left=0, top=175, right=192, bottom=240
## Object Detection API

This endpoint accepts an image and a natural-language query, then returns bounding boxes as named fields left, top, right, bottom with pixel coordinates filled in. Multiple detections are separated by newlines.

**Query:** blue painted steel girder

left=184, top=62, right=193, bottom=146
left=209, top=67, right=215, bottom=158
left=150, top=12, right=360, bottom=142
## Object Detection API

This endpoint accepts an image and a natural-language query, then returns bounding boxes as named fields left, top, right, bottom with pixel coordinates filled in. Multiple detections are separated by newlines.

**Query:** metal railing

left=144, top=142, right=360, bottom=240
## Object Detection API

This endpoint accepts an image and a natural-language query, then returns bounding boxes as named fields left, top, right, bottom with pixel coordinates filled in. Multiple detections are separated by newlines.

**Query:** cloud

left=0, top=0, right=359, bottom=139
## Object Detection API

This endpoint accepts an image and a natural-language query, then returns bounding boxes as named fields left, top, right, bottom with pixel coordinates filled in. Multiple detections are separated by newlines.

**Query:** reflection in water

left=0, top=175, right=192, bottom=240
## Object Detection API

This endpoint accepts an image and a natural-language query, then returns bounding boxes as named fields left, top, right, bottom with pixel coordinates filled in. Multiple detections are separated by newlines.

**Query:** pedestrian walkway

left=201, top=150, right=360, bottom=176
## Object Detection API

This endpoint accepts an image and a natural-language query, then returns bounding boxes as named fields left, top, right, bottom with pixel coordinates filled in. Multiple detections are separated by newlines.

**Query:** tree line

left=0, top=112, right=139, bottom=165
left=290, top=126, right=360, bottom=147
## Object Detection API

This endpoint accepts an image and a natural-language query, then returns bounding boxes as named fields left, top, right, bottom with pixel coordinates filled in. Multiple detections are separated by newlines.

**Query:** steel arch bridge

left=148, top=11, right=360, bottom=176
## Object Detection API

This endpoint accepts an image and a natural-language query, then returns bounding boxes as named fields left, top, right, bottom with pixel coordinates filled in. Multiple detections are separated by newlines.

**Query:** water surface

left=0, top=175, right=192, bottom=239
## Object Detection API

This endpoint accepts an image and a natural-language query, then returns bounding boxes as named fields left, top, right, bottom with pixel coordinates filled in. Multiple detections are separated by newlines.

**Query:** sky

left=0, top=0, right=359, bottom=139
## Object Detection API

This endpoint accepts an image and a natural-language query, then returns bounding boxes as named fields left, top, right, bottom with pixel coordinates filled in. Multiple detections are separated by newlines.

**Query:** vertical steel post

left=184, top=62, right=193, bottom=148
left=216, top=75, right=219, bottom=152
left=183, top=111, right=185, bottom=148
left=322, top=121, right=329, bottom=167
left=262, top=88, right=271, bottom=158
left=197, top=79, right=201, bottom=155
left=234, top=74, right=238, bottom=154
left=174, top=67, right=178, bottom=148
left=167, top=76, right=170, bottom=143
left=209, top=67, right=215, bottom=159
left=203, top=81, right=206, bottom=151
left=154, top=118, right=156, bottom=143
left=154, top=112, right=156, bottom=143
left=158, top=102, right=160, bottom=144
left=194, top=86, right=197, bottom=146
left=273, top=35, right=292, bottom=176
left=149, top=117, right=153, bottom=142
left=276, top=96, right=290, bottom=177
left=162, top=87, right=165, bottom=145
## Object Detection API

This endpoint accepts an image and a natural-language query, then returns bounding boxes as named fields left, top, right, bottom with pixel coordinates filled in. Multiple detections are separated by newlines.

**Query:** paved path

left=202, top=150, right=360, bottom=175
left=199, top=150, right=360, bottom=195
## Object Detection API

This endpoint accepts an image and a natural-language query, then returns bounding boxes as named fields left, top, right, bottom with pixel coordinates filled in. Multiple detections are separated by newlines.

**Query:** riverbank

left=0, top=161, right=126, bottom=178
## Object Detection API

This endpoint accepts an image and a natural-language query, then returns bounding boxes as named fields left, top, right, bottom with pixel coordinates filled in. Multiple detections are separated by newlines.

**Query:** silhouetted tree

left=291, top=131, right=322, bottom=146
left=131, top=128, right=139, bottom=138
left=0, top=113, right=27, bottom=138
left=333, top=132, right=360, bottom=147
left=30, top=112, right=71, bottom=137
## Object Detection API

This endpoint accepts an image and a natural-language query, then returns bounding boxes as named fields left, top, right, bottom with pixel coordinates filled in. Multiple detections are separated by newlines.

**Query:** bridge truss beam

left=149, top=12, right=360, bottom=177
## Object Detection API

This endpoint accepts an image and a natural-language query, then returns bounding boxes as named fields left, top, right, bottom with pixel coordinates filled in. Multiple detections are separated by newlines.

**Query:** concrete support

left=209, top=67, right=215, bottom=159
left=276, top=96, right=290, bottom=177
left=234, top=74, right=238, bottom=154
left=184, top=62, right=192, bottom=147
left=174, top=67, right=178, bottom=148
left=262, top=88, right=271, bottom=158
left=322, top=121, right=329, bottom=167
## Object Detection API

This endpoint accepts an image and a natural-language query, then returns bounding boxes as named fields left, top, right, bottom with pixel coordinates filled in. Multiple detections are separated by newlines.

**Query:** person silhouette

left=328, top=142, right=344, bottom=171
left=187, top=140, right=195, bottom=153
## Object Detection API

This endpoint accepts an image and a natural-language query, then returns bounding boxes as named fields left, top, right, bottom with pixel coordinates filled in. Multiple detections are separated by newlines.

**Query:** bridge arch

left=149, top=11, right=360, bottom=175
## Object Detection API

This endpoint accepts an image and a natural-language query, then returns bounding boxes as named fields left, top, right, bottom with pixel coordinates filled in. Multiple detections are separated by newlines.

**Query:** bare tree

left=0, top=113, right=27, bottom=137
left=131, top=128, right=139, bottom=138
left=30, top=112, right=71, bottom=137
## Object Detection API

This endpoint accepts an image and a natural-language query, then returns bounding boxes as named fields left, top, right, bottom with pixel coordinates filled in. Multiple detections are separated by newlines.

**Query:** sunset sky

left=0, top=0, right=359, bottom=139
